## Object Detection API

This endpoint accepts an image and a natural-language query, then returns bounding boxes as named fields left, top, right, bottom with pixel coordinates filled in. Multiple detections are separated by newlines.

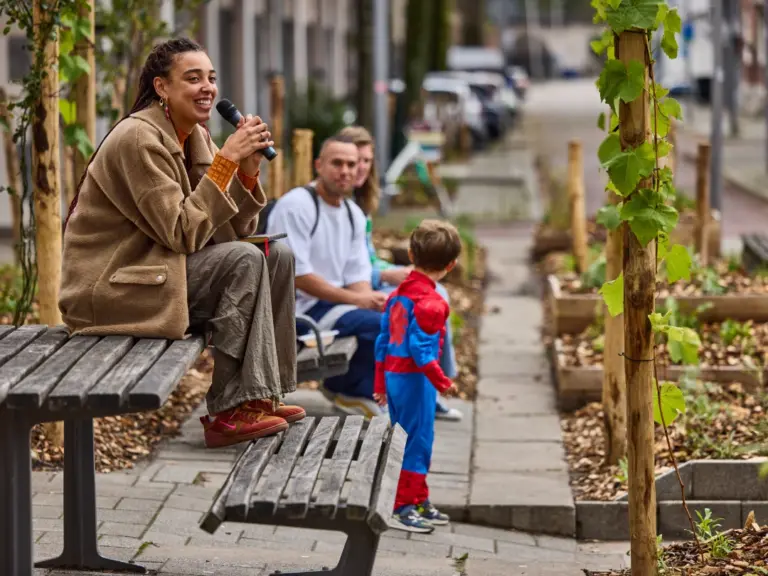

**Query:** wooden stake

left=695, top=142, right=711, bottom=266
left=618, top=30, right=657, bottom=575
left=33, top=0, right=64, bottom=446
left=73, top=0, right=96, bottom=187
left=270, top=75, right=285, bottom=148
left=292, top=129, right=314, bottom=188
left=567, top=140, right=588, bottom=273
left=0, top=89, right=22, bottom=265
left=603, top=185, right=626, bottom=465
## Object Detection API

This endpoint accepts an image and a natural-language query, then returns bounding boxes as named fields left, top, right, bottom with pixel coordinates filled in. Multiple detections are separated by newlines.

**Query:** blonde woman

left=338, top=126, right=462, bottom=422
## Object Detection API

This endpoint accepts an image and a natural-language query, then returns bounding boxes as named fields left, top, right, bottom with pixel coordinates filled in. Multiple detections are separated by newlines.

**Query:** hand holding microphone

left=217, top=99, right=277, bottom=164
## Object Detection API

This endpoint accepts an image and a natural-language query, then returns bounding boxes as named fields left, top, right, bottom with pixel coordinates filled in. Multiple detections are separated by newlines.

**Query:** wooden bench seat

left=201, top=415, right=406, bottom=576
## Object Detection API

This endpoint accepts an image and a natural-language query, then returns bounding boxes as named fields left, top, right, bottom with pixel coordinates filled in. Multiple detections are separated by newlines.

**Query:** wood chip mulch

left=562, top=381, right=768, bottom=501
left=557, top=320, right=768, bottom=371
left=586, top=522, right=768, bottom=575
left=31, top=349, right=214, bottom=473
left=299, top=228, right=487, bottom=401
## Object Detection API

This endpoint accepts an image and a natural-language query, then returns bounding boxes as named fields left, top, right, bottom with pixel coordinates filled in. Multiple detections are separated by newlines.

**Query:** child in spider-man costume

left=373, top=219, right=462, bottom=534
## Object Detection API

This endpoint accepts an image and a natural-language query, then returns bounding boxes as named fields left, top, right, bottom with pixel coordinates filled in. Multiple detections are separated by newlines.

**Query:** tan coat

left=59, top=103, right=267, bottom=340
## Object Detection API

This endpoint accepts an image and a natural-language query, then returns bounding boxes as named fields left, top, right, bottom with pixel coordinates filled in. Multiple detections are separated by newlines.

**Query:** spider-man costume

left=374, top=270, right=453, bottom=510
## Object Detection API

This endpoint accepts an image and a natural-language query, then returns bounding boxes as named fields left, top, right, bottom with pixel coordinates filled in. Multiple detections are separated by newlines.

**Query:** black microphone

left=216, top=98, right=277, bottom=161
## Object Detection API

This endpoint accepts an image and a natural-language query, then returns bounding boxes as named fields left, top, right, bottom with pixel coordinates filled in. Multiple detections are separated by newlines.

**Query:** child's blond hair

left=409, top=219, right=462, bottom=272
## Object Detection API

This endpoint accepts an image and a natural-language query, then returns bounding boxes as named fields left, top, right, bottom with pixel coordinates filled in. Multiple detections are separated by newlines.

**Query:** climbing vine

left=590, top=0, right=705, bottom=564
left=0, top=0, right=92, bottom=323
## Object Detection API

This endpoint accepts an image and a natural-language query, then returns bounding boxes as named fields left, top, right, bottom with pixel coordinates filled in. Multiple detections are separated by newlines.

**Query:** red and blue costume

left=374, top=270, right=452, bottom=510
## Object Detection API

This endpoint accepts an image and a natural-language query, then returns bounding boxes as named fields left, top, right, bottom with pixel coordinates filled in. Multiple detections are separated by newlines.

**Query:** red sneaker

left=243, top=400, right=306, bottom=423
left=201, top=406, right=288, bottom=448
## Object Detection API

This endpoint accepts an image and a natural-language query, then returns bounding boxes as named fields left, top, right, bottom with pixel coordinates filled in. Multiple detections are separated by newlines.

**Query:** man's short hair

left=409, top=219, right=462, bottom=272
left=319, top=133, right=357, bottom=157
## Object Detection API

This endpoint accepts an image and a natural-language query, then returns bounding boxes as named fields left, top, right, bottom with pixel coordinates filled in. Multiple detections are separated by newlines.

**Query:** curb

left=576, top=460, right=768, bottom=541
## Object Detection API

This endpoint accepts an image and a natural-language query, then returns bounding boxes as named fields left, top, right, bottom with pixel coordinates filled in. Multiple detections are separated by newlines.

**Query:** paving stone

left=31, top=472, right=58, bottom=490
left=659, top=501, right=742, bottom=539
left=38, top=531, right=65, bottom=545
left=98, top=522, right=147, bottom=538
left=474, top=441, right=567, bottom=473
left=154, top=463, right=232, bottom=484
left=378, top=537, right=451, bottom=558
left=98, top=535, right=145, bottom=548
left=153, top=507, right=204, bottom=524
left=33, top=505, right=63, bottom=519
left=117, top=497, right=165, bottom=513
left=452, top=522, right=537, bottom=546
left=165, top=494, right=216, bottom=512
left=479, top=351, right=549, bottom=378
left=94, top=484, right=174, bottom=501
left=410, top=531, right=495, bottom=552
left=95, top=471, right=138, bottom=486
left=535, top=534, right=577, bottom=552
left=476, top=390, right=556, bottom=416
left=33, top=518, right=62, bottom=531
left=313, top=540, right=345, bottom=555
left=141, top=530, right=191, bottom=545
left=273, top=526, right=347, bottom=544
left=98, top=508, right=157, bottom=525
left=238, top=536, right=315, bottom=552
left=475, top=414, right=563, bottom=442
left=240, top=524, right=277, bottom=539
left=494, top=540, right=574, bottom=562
left=575, top=501, right=629, bottom=541
left=172, top=484, right=220, bottom=500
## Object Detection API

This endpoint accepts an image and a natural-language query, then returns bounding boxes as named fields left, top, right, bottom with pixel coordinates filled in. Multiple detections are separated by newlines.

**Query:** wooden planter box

left=552, top=339, right=766, bottom=411
left=545, top=275, right=768, bottom=336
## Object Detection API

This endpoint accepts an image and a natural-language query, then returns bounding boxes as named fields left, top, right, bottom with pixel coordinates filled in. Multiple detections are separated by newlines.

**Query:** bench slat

left=313, top=415, right=364, bottom=517
left=0, top=325, right=17, bottom=340
left=128, top=336, right=205, bottom=409
left=46, top=335, right=134, bottom=410
left=296, top=337, right=358, bottom=372
left=366, top=424, right=407, bottom=533
left=200, top=436, right=280, bottom=532
left=0, top=325, right=46, bottom=369
left=345, top=415, right=390, bottom=520
left=0, top=328, right=69, bottom=404
left=223, top=434, right=282, bottom=521
left=86, top=338, right=168, bottom=410
left=250, top=418, right=316, bottom=516
left=283, top=416, right=341, bottom=519
left=7, top=336, right=100, bottom=408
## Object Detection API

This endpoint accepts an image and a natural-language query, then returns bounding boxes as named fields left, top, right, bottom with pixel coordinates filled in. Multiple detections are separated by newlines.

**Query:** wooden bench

left=200, top=415, right=406, bottom=576
left=742, top=233, right=768, bottom=273
left=0, top=323, right=357, bottom=576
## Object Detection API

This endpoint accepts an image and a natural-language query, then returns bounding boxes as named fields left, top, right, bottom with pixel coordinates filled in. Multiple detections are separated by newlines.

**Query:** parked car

left=420, top=75, right=489, bottom=150
left=505, top=66, right=529, bottom=100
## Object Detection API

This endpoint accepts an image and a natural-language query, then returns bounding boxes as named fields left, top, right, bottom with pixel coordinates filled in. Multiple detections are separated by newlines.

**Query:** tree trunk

left=603, top=185, right=626, bottom=465
left=268, top=75, right=285, bottom=199
left=404, top=0, right=434, bottom=120
left=356, top=0, right=374, bottom=130
left=695, top=142, right=711, bottom=265
left=0, top=89, right=22, bottom=266
left=567, top=140, right=588, bottom=273
left=459, top=0, right=485, bottom=46
left=618, top=30, right=657, bottom=574
left=33, top=0, right=64, bottom=446
left=73, top=0, right=96, bottom=189
left=430, top=0, right=451, bottom=71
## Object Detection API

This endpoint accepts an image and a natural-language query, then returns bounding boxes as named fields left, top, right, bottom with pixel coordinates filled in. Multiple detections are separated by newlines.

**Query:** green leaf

left=620, top=189, right=678, bottom=245
left=596, top=204, right=622, bottom=230
left=667, top=326, right=701, bottom=364
left=662, top=8, right=682, bottom=59
left=75, top=17, right=92, bottom=41
left=597, top=59, right=645, bottom=108
left=603, top=142, right=656, bottom=196
left=649, top=310, right=671, bottom=332
left=607, top=0, right=622, bottom=9
left=0, top=117, right=9, bottom=132
left=599, top=272, right=624, bottom=317
left=666, top=244, right=692, bottom=283
left=657, top=231, right=670, bottom=261
left=64, top=124, right=95, bottom=159
left=606, top=0, right=664, bottom=34
left=660, top=97, right=683, bottom=121
left=598, top=133, right=622, bottom=164
left=653, top=381, right=686, bottom=425
left=59, top=98, right=77, bottom=125
left=598, top=112, right=606, bottom=131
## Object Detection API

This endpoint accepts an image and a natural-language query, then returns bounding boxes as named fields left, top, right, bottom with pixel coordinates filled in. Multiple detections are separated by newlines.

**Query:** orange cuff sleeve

left=207, top=153, right=238, bottom=192
left=237, top=168, right=260, bottom=191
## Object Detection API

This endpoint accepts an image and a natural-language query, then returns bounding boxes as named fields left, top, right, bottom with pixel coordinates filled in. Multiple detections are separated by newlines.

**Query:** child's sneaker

left=416, top=501, right=450, bottom=526
left=390, top=505, right=435, bottom=534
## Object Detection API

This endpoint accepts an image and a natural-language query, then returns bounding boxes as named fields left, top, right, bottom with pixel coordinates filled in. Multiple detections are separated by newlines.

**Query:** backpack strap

left=303, top=184, right=355, bottom=239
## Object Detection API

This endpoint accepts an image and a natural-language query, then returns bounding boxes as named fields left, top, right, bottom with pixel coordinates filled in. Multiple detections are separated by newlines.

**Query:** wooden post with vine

left=593, top=0, right=703, bottom=572
left=73, top=0, right=96, bottom=192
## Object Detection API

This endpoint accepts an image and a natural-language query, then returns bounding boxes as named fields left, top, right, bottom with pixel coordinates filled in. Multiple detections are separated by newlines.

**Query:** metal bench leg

left=35, top=418, right=146, bottom=573
left=270, top=527, right=380, bottom=576
left=0, top=408, right=34, bottom=576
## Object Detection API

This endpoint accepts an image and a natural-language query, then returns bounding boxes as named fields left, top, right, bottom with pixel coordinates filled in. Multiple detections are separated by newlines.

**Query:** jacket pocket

left=109, top=264, right=168, bottom=285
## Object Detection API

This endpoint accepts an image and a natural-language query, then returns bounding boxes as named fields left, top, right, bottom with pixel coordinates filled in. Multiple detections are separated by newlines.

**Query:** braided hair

left=64, top=37, right=204, bottom=229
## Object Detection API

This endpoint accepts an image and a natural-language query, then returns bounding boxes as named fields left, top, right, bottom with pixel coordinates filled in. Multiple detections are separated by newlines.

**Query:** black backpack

left=255, top=185, right=356, bottom=238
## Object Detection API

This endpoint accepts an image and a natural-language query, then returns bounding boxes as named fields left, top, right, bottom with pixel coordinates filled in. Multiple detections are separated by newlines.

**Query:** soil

left=558, top=257, right=768, bottom=297
left=298, top=228, right=488, bottom=401
left=557, top=319, right=768, bottom=372
left=31, top=349, right=214, bottom=473
left=561, top=381, right=768, bottom=501
left=586, top=522, right=768, bottom=575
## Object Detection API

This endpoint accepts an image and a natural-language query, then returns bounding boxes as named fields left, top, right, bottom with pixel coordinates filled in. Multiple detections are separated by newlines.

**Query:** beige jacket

left=59, top=103, right=266, bottom=340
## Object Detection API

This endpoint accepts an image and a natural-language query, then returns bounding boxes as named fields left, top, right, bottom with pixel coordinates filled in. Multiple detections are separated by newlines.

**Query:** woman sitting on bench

left=59, top=37, right=305, bottom=449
